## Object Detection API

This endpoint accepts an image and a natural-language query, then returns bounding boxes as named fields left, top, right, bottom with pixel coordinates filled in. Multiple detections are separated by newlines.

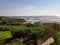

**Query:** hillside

left=7, top=16, right=60, bottom=24
left=0, top=16, right=60, bottom=45
left=0, top=16, right=26, bottom=25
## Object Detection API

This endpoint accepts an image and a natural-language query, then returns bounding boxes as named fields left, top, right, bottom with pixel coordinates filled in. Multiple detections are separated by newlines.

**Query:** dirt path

left=41, top=37, right=55, bottom=45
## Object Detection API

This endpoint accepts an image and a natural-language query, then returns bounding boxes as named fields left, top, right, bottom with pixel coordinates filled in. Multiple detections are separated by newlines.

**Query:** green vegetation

left=0, top=31, right=12, bottom=39
left=0, top=17, right=60, bottom=45
left=0, top=24, right=59, bottom=45
left=0, top=31, right=12, bottom=45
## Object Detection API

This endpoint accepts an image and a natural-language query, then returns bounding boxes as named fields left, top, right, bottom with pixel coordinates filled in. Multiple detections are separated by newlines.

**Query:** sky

left=0, top=0, right=60, bottom=16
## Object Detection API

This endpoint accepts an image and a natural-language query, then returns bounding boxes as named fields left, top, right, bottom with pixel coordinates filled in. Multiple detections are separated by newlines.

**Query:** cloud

left=0, top=5, right=60, bottom=16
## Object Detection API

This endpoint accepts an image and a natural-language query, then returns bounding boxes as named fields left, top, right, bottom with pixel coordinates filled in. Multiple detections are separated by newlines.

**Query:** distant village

left=24, top=17, right=60, bottom=24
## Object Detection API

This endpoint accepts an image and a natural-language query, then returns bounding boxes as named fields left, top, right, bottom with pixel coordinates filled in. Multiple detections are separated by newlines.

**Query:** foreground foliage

left=0, top=23, right=60, bottom=45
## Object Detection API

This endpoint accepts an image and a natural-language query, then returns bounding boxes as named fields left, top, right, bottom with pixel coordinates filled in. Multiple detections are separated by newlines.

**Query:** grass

left=0, top=25, right=28, bottom=31
left=0, top=31, right=12, bottom=40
